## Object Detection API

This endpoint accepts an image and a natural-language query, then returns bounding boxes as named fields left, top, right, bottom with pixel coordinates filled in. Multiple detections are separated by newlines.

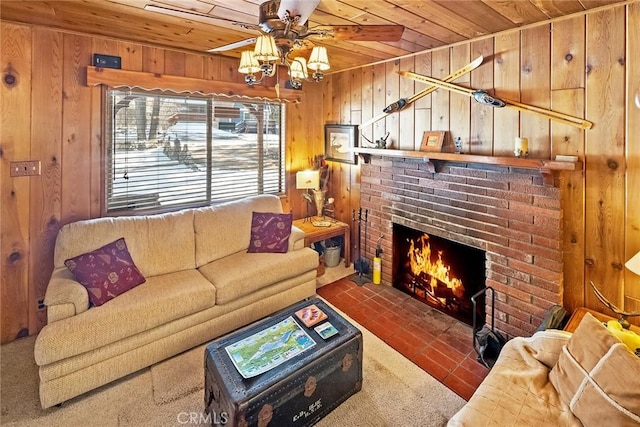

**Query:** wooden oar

left=398, top=71, right=593, bottom=130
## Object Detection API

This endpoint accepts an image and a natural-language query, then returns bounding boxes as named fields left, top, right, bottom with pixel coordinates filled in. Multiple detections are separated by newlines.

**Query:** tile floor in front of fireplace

left=317, top=275, right=489, bottom=401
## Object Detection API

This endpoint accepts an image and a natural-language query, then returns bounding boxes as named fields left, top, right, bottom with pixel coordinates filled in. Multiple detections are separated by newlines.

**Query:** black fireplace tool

left=471, top=286, right=506, bottom=369
left=349, top=208, right=371, bottom=286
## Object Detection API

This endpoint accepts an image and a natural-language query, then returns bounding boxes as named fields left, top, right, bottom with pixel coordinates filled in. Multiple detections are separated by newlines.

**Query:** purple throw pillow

left=247, top=212, right=293, bottom=254
left=64, top=238, right=146, bottom=307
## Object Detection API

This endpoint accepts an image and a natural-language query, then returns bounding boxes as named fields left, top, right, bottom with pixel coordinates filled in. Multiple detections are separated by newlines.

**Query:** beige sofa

left=448, top=313, right=640, bottom=426
left=34, top=195, right=319, bottom=408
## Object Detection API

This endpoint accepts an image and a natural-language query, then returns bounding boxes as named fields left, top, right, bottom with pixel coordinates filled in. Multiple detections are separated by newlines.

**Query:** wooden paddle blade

left=144, top=4, right=251, bottom=27
left=208, top=38, right=257, bottom=52
left=311, top=25, right=404, bottom=41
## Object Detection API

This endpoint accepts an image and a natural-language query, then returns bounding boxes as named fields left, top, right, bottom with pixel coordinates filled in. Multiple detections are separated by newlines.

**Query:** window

left=105, top=90, right=285, bottom=214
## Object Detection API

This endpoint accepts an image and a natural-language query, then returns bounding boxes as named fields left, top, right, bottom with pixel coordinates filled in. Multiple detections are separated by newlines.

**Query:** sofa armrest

left=507, top=329, right=572, bottom=369
left=289, top=225, right=306, bottom=251
left=44, top=267, right=90, bottom=323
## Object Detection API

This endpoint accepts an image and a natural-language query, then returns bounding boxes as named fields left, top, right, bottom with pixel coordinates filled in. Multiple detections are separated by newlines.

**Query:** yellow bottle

left=373, top=237, right=383, bottom=285
left=373, top=256, right=381, bottom=284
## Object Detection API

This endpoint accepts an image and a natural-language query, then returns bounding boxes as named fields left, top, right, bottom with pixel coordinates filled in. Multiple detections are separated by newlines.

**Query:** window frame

left=102, top=88, right=286, bottom=216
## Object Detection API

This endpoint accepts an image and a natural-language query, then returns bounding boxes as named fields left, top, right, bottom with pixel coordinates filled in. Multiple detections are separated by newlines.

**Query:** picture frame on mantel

left=420, top=131, right=446, bottom=152
left=324, top=124, right=358, bottom=164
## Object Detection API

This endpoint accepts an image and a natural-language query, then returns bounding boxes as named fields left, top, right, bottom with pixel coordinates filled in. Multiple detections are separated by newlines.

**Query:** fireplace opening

left=392, top=224, right=486, bottom=326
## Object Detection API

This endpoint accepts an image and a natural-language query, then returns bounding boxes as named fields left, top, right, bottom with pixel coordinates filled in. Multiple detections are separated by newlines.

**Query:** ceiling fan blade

left=143, top=4, right=259, bottom=30
left=208, top=38, right=257, bottom=53
left=311, top=25, right=405, bottom=41
left=277, top=0, right=320, bottom=26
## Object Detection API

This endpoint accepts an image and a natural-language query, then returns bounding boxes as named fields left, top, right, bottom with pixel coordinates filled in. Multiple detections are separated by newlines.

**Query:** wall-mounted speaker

left=92, top=53, right=121, bottom=69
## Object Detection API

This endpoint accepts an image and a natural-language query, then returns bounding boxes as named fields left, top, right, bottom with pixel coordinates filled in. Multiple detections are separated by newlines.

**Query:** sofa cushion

left=194, top=195, right=284, bottom=267
left=549, top=312, right=640, bottom=426
left=247, top=212, right=292, bottom=253
left=142, top=210, right=196, bottom=276
left=34, top=269, right=216, bottom=365
left=197, top=247, right=319, bottom=305
left=64, top=238, right=146, bottom=307
left=54, top=209, right=196, bottom=277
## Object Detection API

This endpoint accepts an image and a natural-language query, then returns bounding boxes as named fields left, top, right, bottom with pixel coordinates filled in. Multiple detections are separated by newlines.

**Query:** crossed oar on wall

left=398, top=71, right=593, bottom=130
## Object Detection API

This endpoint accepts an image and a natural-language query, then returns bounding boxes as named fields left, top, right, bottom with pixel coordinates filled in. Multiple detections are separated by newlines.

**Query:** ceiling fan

left=144, top=0, right=404, bottom=88
left=144, top=0, right=405, bottom=54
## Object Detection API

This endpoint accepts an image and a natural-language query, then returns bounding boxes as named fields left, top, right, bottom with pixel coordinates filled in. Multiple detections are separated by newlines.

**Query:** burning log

left=415, top=272, right=433, bottom=293
left=434, top=283, right=454, bottom=299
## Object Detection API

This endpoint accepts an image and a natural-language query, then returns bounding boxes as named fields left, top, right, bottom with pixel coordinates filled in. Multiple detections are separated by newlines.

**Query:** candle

left=515, top=137, right=528, bottom=158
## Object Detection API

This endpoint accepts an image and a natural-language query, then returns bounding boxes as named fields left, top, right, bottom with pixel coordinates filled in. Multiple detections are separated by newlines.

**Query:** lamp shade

left=626, top=251, right=640, bottom=276
left=296, top=170, right=320, bottom=190
left=238, top=51, right=261, bottom=74
left=253, top=35, right=279, bottom=62
left=307, top=46, right=330, bottom=71
left=289, top=57, right=308, bottom=80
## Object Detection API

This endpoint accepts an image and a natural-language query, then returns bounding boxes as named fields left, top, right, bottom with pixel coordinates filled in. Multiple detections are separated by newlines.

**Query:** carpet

left=0, top=301, right=465, bottom=427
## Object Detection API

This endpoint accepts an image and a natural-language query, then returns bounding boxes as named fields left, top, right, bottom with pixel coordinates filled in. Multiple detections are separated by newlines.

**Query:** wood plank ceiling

left=0, top=0, right=627, bottom=74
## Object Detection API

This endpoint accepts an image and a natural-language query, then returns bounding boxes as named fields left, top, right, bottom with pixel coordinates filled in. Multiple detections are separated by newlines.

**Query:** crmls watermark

left=177, top=411, right=228, bottom=425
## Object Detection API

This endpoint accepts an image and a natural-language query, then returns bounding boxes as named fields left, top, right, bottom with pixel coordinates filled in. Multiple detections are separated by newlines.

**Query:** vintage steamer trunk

left=204, top=298, right=363, bottom=427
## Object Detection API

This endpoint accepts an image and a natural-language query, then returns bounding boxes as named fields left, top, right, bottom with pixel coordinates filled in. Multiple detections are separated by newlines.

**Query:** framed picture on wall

left=324, top=124, right=358, bottom=164
left=420, top=131, right=446, bottom=152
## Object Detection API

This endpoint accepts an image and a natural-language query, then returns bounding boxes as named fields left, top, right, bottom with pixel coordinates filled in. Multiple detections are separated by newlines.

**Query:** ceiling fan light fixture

left=238, top=50, right=261, bottom=74
left=307, top=46, right=330, bottom=71
left=233, top=5, right=334, bottom=89
left=254, top=35, right=280, bottom=62
left=289, top=57, right=308, bottom=79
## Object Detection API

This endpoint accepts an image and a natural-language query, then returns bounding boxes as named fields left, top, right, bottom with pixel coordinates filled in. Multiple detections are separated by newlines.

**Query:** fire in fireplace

left=392, top=224, right=486, bottom=326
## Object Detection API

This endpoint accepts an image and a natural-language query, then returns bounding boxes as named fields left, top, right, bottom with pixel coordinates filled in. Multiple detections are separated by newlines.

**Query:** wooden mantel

left=352, top=147, right=582, bottom=182
left=85, top=66, right=301, bottom=102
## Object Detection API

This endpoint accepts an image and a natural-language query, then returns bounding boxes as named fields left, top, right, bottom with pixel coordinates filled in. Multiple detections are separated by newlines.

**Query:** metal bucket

left=324, top=246, right=341, bottom=267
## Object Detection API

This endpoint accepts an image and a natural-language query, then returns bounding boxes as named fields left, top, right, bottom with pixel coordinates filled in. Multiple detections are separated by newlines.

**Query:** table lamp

left=626, top=250, right=640, bottom=277
left=296, top=170, right=320, bottom=222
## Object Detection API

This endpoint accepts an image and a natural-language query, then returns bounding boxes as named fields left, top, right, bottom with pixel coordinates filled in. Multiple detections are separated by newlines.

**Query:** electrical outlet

left=10, top=161, right=41, bottom=177
left=37, top=299, right=46, bottom=311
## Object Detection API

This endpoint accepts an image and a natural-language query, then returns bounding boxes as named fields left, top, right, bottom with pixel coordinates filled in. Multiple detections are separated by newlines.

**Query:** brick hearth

left=358, top=156, right=564, bottom=337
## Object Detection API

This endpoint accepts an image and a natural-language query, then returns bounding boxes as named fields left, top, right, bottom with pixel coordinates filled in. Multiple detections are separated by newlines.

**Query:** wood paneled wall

left=1, top=2, right=638, bottom=343
left=321, top=3, right=640, bottom=322
left=0, top=22, right=320, bottom=343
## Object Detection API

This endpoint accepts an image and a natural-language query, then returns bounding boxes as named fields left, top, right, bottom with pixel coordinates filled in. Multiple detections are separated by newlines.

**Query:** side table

left=293, top=218, right=350, bottom=268
left=565, top=307, right=640, bottom=333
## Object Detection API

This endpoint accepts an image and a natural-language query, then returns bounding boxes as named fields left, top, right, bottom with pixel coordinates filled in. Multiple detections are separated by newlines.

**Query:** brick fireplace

left=358, top=156, right=564, bottom=338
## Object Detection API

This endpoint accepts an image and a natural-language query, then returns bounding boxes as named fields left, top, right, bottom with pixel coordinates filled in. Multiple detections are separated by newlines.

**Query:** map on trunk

left=225, top=316, right=316, bottom=378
